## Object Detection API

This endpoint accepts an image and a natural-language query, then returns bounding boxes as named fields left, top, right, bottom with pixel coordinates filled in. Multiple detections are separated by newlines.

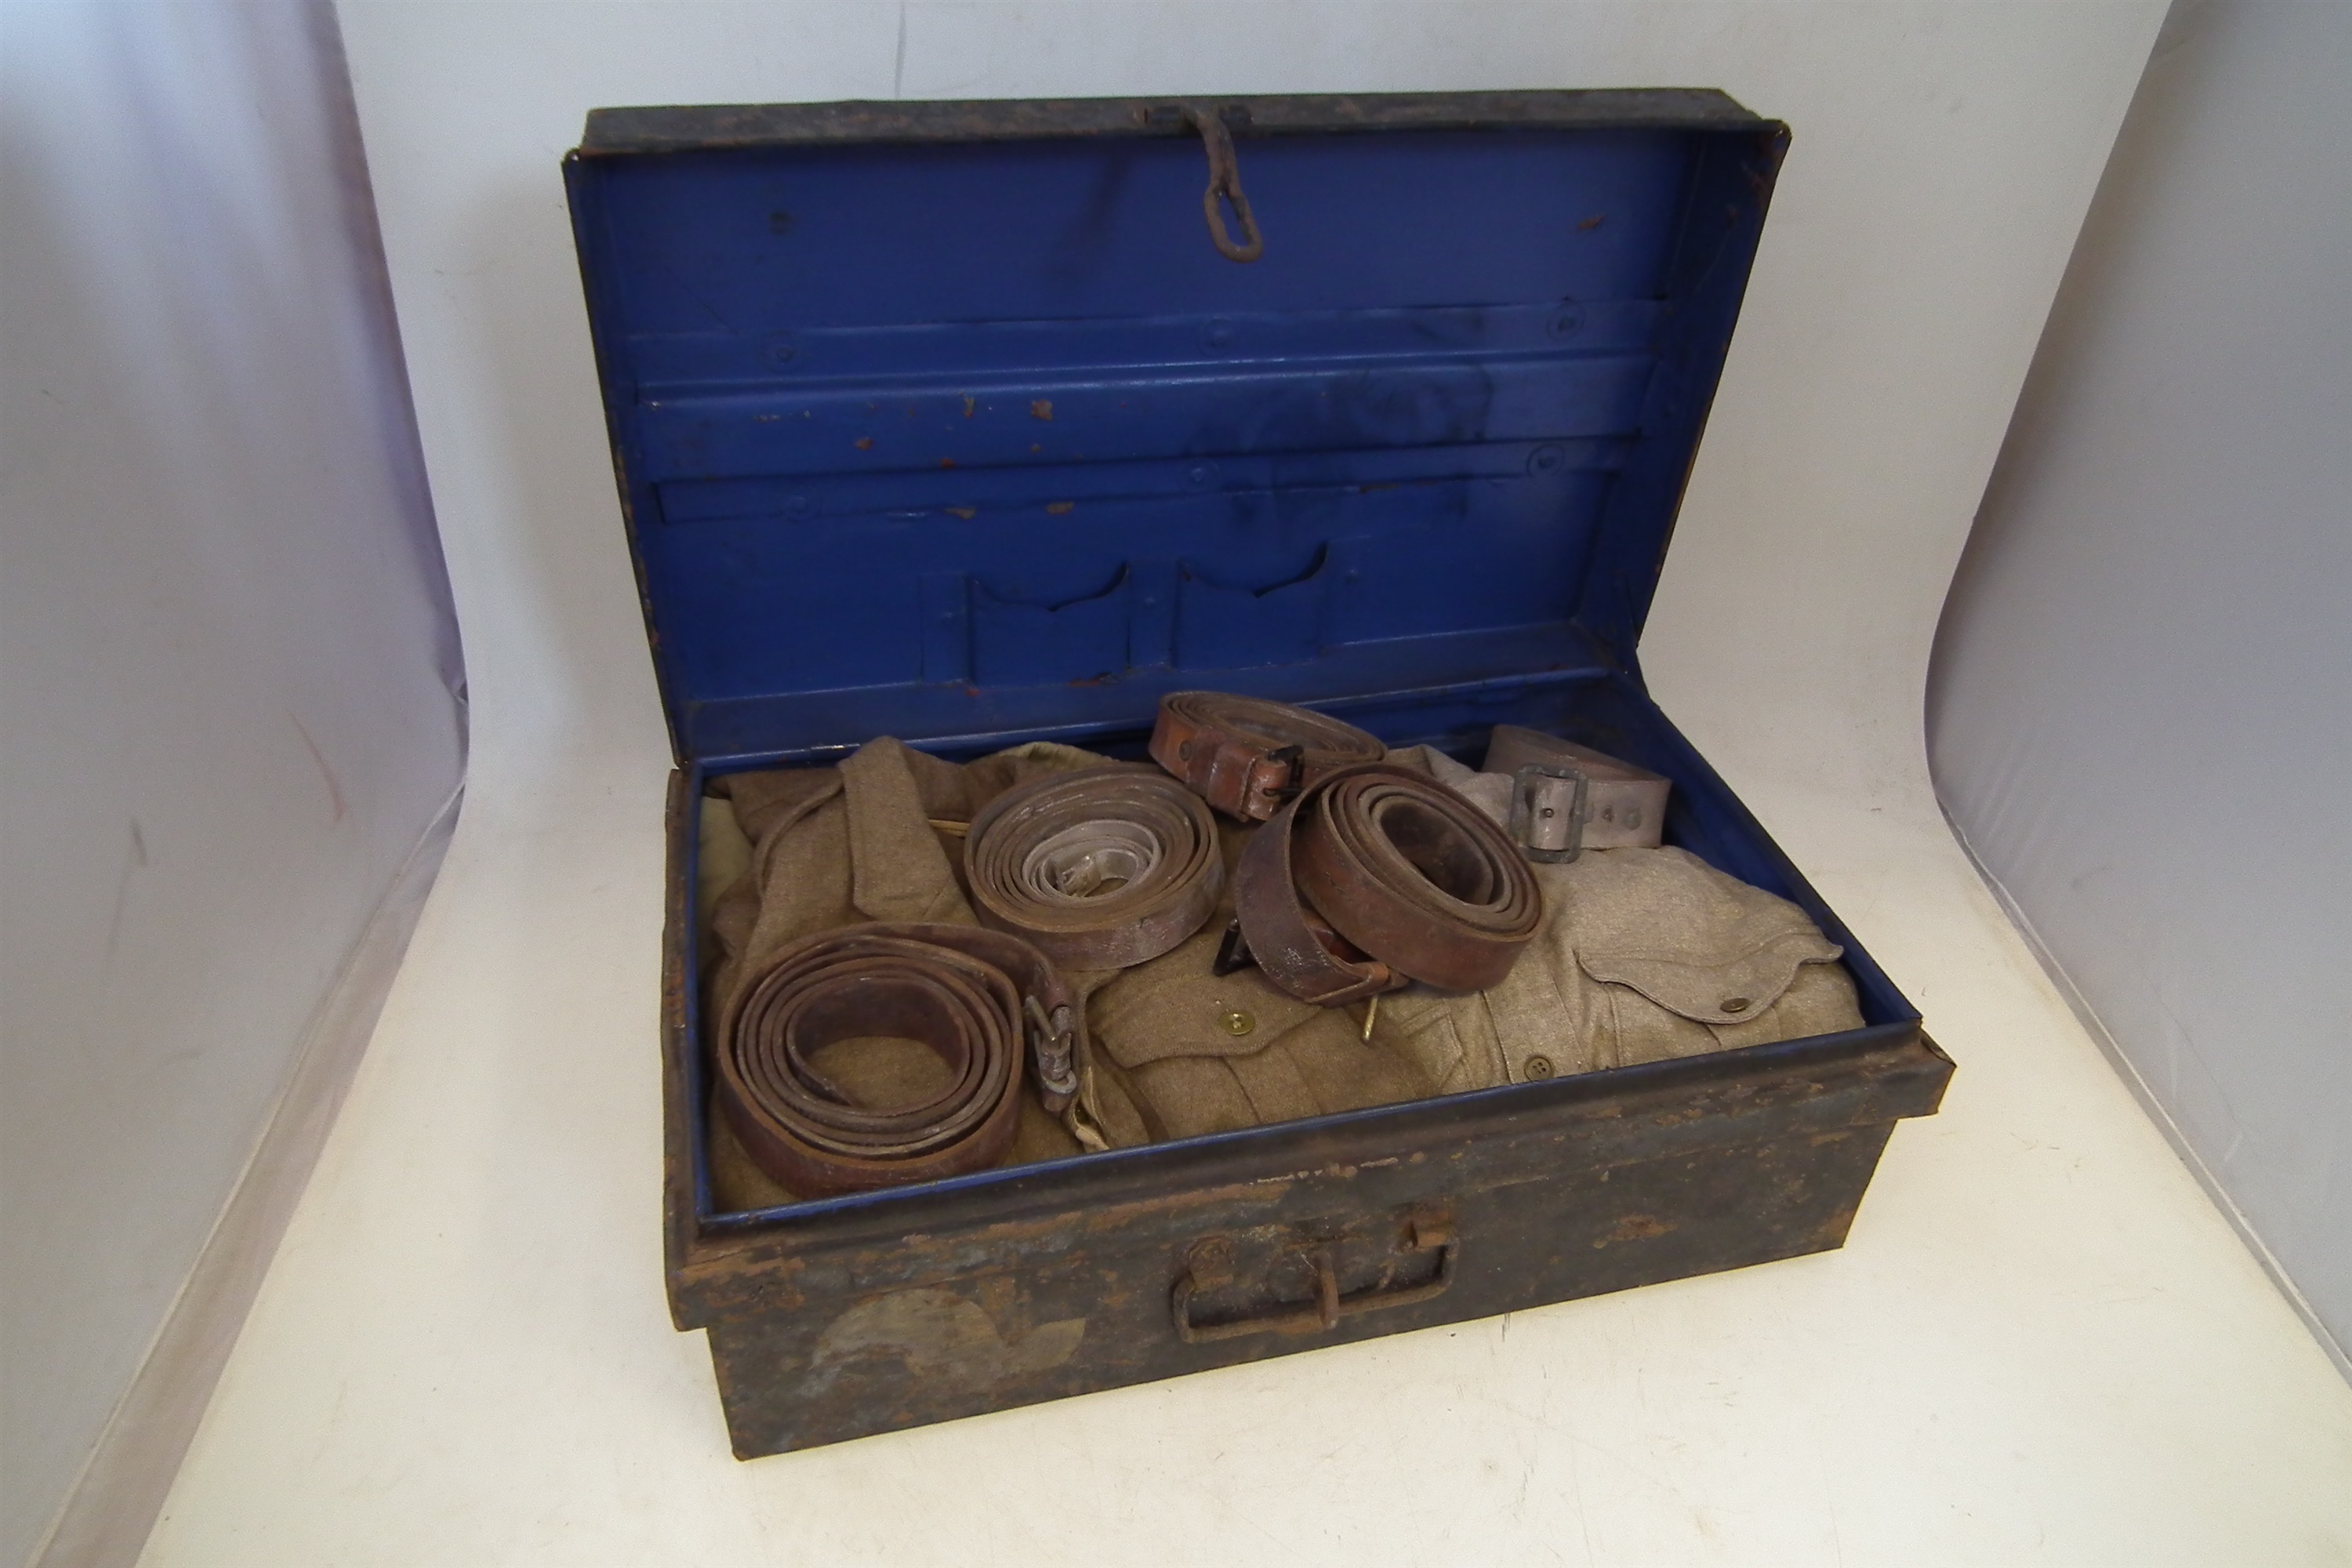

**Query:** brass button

left=1721, top=997, right=1751, bottom=1014
left=1523, top=1054, right=1555, bottom=1080
left=1218, top=1010, right=1255, bottom=1036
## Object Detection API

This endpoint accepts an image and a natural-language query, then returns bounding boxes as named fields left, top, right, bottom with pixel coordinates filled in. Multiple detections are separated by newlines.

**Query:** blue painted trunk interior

left=564, top=95, right=1922, bottom=1227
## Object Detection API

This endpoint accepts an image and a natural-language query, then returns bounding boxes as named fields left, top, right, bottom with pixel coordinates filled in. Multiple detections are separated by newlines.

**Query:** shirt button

left=1218, top=1010, right=1255, bottom=1036
left=1721, top=997, right=1751, bottom=1014
left=1523, top=1054, right=1555, bottom=1080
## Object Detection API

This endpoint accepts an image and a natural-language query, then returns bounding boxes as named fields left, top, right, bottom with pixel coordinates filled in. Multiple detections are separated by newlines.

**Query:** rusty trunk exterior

left=662, top=769, right=1951, bottom=1459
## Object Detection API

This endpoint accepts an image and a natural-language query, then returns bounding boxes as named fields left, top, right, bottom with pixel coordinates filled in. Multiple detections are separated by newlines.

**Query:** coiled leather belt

left=964, top=765, right=1225, bottom=970
left=717, top=924, right=1080, bottom=1197
left=1149, top=691, right=1386, bottom=822
left=1234, top=763, right=1544, bottom=1005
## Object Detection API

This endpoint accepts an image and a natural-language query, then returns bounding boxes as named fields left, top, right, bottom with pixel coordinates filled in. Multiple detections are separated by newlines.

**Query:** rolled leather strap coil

left=964, top=765, right=1225, bottom=971
left=1236, top=763, right=1544, bottom=1003
left=1149, top=691, right=1386, bottom=822
left=717, top=924, right=1079, bottom=1197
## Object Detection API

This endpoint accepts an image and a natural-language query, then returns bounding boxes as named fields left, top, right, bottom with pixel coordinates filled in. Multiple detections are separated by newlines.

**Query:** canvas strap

left=964, top=764, right=1225, bottom=971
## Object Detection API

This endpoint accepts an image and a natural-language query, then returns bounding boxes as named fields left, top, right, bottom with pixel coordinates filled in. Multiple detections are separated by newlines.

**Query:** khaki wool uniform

left=698, top=738, right=1861, bottom=1206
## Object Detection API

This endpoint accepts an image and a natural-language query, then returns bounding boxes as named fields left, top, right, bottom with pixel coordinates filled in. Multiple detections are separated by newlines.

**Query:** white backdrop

left=141, top=5, right=2352, bottom=1564
left=0, top=5, right=463, bottom=1566
left=1932, top=0, right=2352, bottom=1369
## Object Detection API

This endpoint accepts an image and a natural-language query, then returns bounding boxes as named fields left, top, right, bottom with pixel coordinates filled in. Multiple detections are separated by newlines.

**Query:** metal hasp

left=1182, top=105, right=1265, bottom=261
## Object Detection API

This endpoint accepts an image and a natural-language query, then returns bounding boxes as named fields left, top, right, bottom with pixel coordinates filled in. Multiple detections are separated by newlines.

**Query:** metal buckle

left=1262, top=743, right=1305, bottom=805
left=1211, top=917, right=1257, bottom=977
left=1023, top=993, right=1079, bottom=1098
left=1508, top=763, right=1588, bottom=863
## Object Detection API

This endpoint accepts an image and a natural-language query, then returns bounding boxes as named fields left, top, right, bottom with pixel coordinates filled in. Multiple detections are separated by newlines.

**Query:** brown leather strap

left=964, top=764, right=1225, bottom=971
left=1231, top=804, right=1400, bottom=1005
left=717, top=924, right=1080, bottom=1196
left=1149, top=691, right=1385, bottom=822
left=1236, top=763, right=1543, bottom=1003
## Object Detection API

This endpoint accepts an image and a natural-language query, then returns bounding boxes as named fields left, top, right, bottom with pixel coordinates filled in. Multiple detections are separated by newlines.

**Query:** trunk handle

left=1171, top=1218, right=1455, bottom=1343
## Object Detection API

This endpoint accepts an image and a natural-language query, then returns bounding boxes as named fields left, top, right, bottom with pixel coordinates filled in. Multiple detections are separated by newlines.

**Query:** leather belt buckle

left=1253, top=743, right=1306, bottom=815
left=1150, top=692, right=1385, bottom=822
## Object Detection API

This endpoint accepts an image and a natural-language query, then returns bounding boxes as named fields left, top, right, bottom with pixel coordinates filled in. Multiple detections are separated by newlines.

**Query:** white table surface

left=142, top=4, right=2352, bottom=1563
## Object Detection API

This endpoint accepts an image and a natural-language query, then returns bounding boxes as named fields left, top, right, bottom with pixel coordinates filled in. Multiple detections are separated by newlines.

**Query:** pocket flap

left=1577, top=931, right=1840, bottom=1025
left=1562, top=847, right=1844, bottom=1025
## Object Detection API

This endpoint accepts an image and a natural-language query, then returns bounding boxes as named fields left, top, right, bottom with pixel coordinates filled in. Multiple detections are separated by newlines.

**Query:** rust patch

left=1030, top=399, right=1054, bottom=420
left=1577, top=213, right=1606, bottom=231
left=1593, top=1214, right=1671, bottom=1249
left=945, top=506, right=976, bottom=520
left=1046, top=501, right=1074, bottom=514
left=854, top=436, right=874, bottom=450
